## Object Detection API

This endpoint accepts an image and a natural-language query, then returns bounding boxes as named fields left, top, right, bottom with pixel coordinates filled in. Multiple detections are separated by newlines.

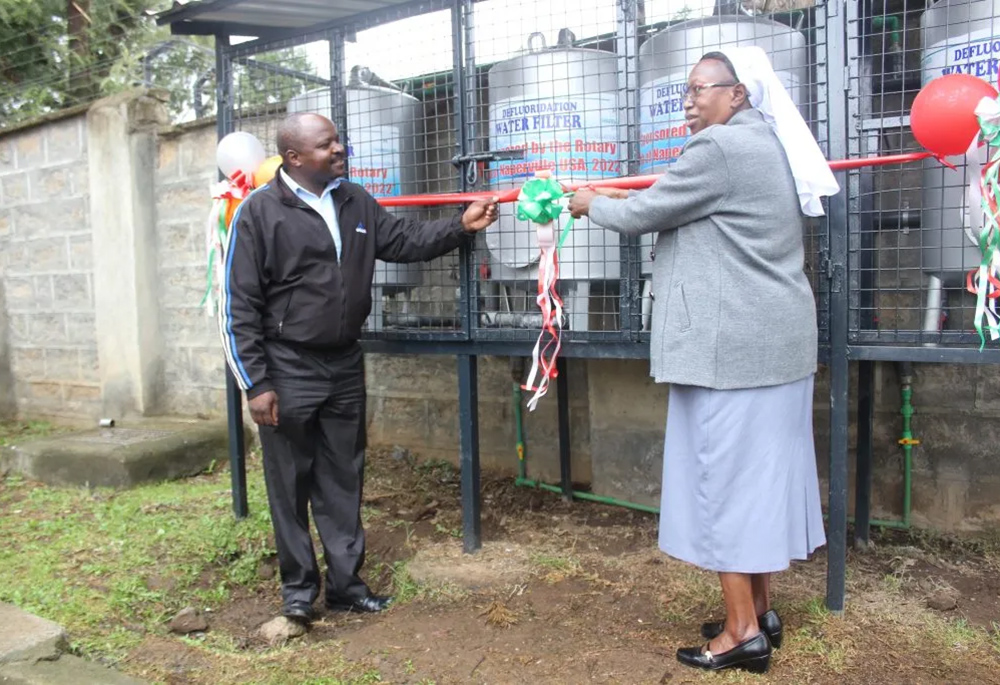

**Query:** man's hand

left=568, top=188, right=598, bottom=219
left=461, top=197, right=500, bottom=233
left=594, top=187, right=629, bottom=199
left=249, top=390, right=279, bottom=426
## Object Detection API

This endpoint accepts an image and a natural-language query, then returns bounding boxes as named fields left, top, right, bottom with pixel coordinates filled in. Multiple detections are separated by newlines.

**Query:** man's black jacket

left=221, top=171, right=469, bottom=399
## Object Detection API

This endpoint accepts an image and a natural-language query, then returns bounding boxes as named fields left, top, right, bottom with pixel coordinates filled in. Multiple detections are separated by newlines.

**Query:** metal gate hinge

left=829, top=263, right=845, bottom=293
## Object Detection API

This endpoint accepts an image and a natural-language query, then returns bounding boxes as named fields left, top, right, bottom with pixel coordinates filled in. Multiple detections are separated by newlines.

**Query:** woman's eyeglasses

left=684, top=82, right=738, bottom=99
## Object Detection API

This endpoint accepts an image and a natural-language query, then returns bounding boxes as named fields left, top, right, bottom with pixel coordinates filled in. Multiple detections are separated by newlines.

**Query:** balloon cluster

left=201, top=132, right=282, bottom=316
left=213, top=131, right=282, bottom=227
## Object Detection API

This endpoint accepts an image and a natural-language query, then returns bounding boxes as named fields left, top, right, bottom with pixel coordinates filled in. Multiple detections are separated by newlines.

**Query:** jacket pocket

left=673, top=281, right=692, bottom=332
left=276, top=290, right=295, bottom=338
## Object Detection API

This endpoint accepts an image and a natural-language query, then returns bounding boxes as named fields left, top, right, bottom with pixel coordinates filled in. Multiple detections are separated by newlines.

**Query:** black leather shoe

left=701, top=609, right=783, bottom=649
left=281, top=600, right=315, bottom=624
left=325, top=594, right=394, bottom=613
left=677, top=631, right=772, bottom=674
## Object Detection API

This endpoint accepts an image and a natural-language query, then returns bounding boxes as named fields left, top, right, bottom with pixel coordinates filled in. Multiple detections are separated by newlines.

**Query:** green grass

left=0, top=443, right=276, bottom=662
left=0, top=419, right=58, bottom=446
left=0, top=423, right=436, bottom=684
left=528, top=552, right=578, bottom=573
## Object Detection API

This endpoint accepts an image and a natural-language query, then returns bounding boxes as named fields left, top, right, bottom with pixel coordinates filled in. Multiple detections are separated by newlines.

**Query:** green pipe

left=513, top=382, right=526, bottom=481
left=511, top=379, right=658, bottom=515
left=868, top=517, right=910, bottom=530
left=899, top=377, right=917, bottom=528
left=872, top=15, right=901, bottom=48
left=515, top=477, right=660, bottom=515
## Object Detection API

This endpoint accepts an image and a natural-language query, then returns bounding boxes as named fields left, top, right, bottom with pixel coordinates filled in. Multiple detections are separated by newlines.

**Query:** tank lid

left=526, top=28, right=579, bottom=53
left=348, top=65, right=402, bottom=92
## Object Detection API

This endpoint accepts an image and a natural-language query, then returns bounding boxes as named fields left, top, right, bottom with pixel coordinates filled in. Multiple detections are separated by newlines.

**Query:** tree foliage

left=0, top=0, right=317, bottom=127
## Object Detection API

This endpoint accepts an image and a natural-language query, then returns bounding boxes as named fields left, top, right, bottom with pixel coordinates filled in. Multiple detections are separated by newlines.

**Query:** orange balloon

left=254, top=155, right=283, bottom=188
left=911, top=73, right=998, bottom=157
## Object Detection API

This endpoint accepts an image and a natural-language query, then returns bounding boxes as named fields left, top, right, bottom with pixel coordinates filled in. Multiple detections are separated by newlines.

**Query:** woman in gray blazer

left=569, top=50, right=832, bottom=675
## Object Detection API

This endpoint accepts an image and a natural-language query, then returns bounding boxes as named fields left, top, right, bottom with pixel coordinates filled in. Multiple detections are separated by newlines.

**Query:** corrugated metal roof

left=157, top=0, right=416, bottom=37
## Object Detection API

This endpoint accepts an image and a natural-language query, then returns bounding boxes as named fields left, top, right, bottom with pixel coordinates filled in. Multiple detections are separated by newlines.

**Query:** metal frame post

left=453, top=0, right=481, bottom=553
left=616, top=0, right=642, bottom=341
left=458, top=354, right=481, bottom=551
left=216, top=34, right=248, bottom=520
left=825, top=0, right=850, bottom=614
left=329, top=29, right=348, bottom=174
left=855, top=360, right=875, bottom=548
left=556, top=357, right=572, bottom=501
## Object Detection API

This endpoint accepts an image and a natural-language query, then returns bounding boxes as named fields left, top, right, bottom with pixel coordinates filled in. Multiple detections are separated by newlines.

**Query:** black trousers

left=257, top=340, right=369, bottom=606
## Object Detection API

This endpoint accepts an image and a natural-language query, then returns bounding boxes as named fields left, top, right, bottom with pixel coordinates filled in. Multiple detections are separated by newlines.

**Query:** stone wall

left=155, top=121, right=229, bottom=416
left=0, top=114, right=98, bottom=418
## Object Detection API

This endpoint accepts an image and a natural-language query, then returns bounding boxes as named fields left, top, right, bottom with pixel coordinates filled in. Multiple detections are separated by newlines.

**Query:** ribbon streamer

left=965, top=96, right=1000, bottom=349
left=201, top=171, right=252, bottom=316
left=517, top=176, right=574, bottom=411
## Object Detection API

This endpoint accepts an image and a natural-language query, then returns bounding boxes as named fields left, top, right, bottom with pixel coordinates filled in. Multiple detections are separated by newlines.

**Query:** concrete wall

left=0, top=114, right=99, bottom=418
left=155, top=121, right=229, bottom=416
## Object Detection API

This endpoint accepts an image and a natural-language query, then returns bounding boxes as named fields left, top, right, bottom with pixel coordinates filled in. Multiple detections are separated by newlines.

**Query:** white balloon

left=216, top=131, right=266, bottom=181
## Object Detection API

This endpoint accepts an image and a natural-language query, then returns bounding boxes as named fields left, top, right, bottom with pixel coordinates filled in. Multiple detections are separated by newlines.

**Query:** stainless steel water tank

left=486, top=30, right=622, bottom=281
left=287, top=67, right=424, bottom=287
left=920, top=0, right=1000, bottom=285
left=638, top=15, right=809, bottom=274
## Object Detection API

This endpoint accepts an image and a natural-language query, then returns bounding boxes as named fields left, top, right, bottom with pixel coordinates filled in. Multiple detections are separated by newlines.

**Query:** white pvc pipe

left=922, top=275, right=943, bottom=346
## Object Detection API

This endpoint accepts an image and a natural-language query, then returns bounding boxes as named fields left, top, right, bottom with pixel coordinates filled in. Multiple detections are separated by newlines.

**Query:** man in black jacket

left=222, top=112, right=497, bottom=623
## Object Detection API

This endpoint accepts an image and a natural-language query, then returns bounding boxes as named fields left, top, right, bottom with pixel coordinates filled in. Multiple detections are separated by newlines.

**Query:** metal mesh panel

left=848, top=0, right=1000, bottom=349
left=341, top=10, right=463, bottom=338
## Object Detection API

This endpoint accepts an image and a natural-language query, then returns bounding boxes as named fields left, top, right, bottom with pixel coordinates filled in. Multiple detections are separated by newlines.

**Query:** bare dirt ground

left=115, top=447, right=1000, bottom=685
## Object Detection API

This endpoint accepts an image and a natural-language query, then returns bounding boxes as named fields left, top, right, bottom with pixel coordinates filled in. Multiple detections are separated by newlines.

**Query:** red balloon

left=911, top=73, right=998, bottom=157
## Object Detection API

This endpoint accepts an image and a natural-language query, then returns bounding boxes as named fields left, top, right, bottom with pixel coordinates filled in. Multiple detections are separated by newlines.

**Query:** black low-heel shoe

left=701, top=609, right=783, bottom=649
left=676, top=631, right=772, bottom=674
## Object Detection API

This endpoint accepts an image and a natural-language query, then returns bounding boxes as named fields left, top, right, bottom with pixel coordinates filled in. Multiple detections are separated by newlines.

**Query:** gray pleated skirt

left=658, top=374, right=826, bottom=573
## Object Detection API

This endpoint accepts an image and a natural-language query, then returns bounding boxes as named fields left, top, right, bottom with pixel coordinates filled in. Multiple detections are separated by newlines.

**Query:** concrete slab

left=0, top=655, right=146, bottom=685
left=0, top=604, right=66, bottom=666
left=0, top=418, right=241, bottom=488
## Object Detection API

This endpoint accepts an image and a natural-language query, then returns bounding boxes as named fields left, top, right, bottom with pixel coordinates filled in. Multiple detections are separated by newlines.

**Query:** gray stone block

left=29, top=314, right=66, bottom=345
left=1, top=173, right=29, bottom=205
left=44, top=119, right=83, bottom=165
left=64, top=313, right=96, bottom=347
left=0, top=419, right=238, bottom=488
left=14, top=127, right=45, bottom=169
left=68, top=235, right=92, bottom=271
left=0, top=655, right=146, bottom=685
left=155, top=179, right=211, bottom=223
left=178, top=126, right=217, bottom=175
left=0, top=603, right=67, bottom=666
left=7, top=314, right=30, bottom=346
left=3, top=278, right=32, bottom=310
left=15, top=200, right=86, bottom=240
left=24, top=238, right=69, bottom=272
left=157, top=221, right=195, bottom=255
left=51, top=274, right=91, bottom=311
left=10, top=349, right=44, bottom=380
left=29, top=166, right=71, bottom=202
left=30, top=277, right=52, bottom=310
left=0, top=138, right=15, bottom=173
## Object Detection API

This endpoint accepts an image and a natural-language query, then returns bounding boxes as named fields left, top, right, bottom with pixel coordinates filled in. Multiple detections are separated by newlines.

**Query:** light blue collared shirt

left=281, top=168, right=343, bottom=261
